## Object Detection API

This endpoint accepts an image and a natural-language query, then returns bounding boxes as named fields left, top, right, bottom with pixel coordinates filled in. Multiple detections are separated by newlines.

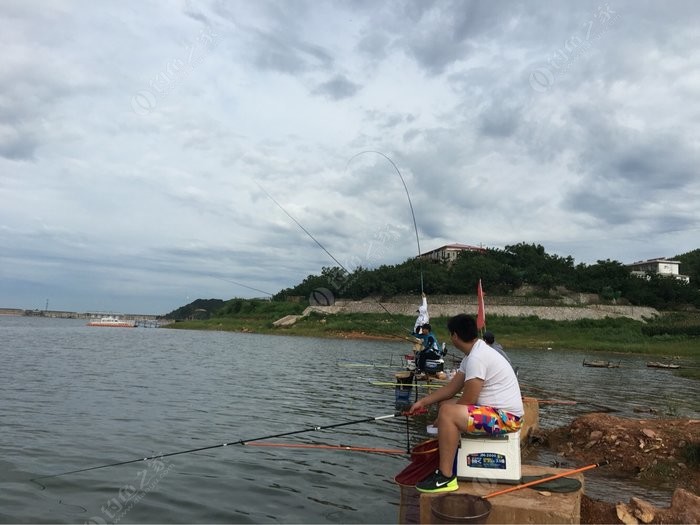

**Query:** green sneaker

left=416, top=469, right=458, bottom=493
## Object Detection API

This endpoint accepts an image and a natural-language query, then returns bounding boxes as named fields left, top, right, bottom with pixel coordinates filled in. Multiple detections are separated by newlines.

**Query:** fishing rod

left=30, top=412, right=408, bottom=482
left=244, top=442, right=405, bottom=454
left=256, top=178, right=423, bottom=343
left=519, top=381, right=617, bottom=412
left=483, top=460, right=609, bottom=499
left=216, top=277, right=274, bottom=297
left=345, top=150, right=424, bottom=293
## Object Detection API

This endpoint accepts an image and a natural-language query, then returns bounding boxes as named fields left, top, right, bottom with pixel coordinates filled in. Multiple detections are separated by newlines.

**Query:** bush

left=641, top=312, right=700, bottom=337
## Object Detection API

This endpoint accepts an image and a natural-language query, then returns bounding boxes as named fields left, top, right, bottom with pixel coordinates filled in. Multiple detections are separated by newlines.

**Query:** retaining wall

left=305, top=300, right=658, bottom=322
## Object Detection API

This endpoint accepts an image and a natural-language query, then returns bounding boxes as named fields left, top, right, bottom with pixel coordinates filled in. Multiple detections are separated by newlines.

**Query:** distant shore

left=167, top=309, right=699, bottom=377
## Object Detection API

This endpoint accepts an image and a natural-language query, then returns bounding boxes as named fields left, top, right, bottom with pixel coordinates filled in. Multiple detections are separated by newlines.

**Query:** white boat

left=87, top=316, right=135, bottom=328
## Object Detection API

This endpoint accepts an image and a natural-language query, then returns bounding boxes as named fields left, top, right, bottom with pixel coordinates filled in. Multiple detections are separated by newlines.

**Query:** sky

left=1, top=1, right=699, bottom=315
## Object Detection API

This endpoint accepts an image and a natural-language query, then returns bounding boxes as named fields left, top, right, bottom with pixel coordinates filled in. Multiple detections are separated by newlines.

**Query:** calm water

left=1, top=316, right=698, bottom=523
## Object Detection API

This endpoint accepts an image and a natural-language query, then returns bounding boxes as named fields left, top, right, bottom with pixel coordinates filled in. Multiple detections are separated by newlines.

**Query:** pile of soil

left=538, top=413, right=699, bottom=523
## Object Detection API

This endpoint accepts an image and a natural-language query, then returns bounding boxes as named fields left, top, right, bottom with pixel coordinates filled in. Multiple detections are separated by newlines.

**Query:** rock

left=630, top=497, right=656, bottom=523
left=641, top=428, right=657, bottom=439
left=671, top=488, right=700, bottom=523
left=616, top=503, right=639, bottom=524
left=538, top=491, right=551, bottom=496
left=590, top=430, right=603, bottom=441
left=272, top=315, right=302, bottom=327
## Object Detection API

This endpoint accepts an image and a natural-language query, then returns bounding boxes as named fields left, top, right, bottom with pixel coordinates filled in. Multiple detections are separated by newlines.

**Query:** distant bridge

left=1, top=308, right=170, bottom=326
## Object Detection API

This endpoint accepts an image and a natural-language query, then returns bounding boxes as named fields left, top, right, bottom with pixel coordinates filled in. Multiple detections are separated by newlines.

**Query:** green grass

left=168, top=310, right=700, bottom=365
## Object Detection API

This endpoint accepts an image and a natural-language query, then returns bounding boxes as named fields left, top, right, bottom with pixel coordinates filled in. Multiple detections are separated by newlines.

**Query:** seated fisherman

left=409, top=314, right=523, bottom=493
left=412, top=323, right=441, bottom=373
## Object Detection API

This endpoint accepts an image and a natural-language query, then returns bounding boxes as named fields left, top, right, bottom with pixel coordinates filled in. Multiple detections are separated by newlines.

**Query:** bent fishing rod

left=31, top=412, right=414, bottom=482
left=257, top=152, right=425, bottom=341
left=345, top=150, right=424, bottom=294
left=256, top=185, right=416, bottom=343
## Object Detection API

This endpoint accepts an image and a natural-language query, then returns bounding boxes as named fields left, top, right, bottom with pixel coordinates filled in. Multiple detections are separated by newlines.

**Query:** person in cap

left=409, top=314, right=523, bottom=493
left=412, top=323, right=441, bottom=373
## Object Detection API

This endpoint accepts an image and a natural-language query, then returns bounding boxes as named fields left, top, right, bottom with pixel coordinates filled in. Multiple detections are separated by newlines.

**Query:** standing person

left=413, top=292, right=429, bottom=333
left=483, top=330, right=512, bottom=365
left=409, top=314, right=523, bottom=493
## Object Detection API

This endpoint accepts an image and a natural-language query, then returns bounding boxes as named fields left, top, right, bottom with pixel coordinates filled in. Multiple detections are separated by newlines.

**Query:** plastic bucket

left=431, top=494, right=492, bottom=524
left=394, top=439, right=439, bottom=487
left=394, top=371, right=414, bottom=410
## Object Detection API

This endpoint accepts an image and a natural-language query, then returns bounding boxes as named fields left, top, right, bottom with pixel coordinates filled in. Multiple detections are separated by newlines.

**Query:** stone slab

left=419, top=464, right=583, bottom=524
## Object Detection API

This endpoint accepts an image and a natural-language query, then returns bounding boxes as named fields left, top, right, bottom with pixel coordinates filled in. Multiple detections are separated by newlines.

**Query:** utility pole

left=45, top=299, right=49, bottom=312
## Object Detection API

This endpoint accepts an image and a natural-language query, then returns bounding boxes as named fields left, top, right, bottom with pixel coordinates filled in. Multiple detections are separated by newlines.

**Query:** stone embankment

left=303, top=298, right=658, bottom=322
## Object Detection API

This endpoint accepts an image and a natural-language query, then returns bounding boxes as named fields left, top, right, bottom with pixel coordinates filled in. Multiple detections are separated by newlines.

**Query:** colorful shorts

left=462, top=405, right=522, bottom=435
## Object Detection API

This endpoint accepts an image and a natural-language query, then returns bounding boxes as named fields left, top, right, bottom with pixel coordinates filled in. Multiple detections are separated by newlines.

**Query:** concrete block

left=419, top=464, right=583, bottom=524
left=521, top=397, right=540, bottom=442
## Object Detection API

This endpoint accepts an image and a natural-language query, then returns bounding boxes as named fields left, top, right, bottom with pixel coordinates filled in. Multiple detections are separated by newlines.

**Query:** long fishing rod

left=245, top=442, right=405, bottom=454
left=519, top=381, right=617, bottom=412
left=483, top=460, right=609, bottom=499
left=345, top=150, right=424, bottom=293
left=256, top=181, right=420, bottom=343
left=216, top=277, right=274, bottom=297
left=30, top=413, right=404, bottom=482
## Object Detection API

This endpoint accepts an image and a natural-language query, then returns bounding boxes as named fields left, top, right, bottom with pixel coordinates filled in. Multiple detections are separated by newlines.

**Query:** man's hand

left=409, top=399, right=427, bottom=414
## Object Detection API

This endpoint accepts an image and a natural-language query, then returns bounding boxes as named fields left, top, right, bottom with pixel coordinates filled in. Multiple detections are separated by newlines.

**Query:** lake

left=1, top=316, right=698, bottom=523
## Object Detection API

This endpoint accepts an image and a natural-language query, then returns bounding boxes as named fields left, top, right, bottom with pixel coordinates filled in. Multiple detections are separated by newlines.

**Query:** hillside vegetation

left=272, top=243, right=700, bottom=310
left=164, top=244, right=699, bottom=371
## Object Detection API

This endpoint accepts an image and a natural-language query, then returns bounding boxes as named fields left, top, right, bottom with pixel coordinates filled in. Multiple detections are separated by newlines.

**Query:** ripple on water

left=1, top=317, right=697, bottom=522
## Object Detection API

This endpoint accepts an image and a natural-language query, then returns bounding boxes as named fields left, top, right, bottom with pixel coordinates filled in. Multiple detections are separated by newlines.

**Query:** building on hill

left=419, top=243, right=486, bottom=263
left=626, top=257, right=690, bottom=283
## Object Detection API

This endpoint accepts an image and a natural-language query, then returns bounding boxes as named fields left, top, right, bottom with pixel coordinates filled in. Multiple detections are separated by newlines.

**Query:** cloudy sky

left=1, top=1, right=698, bottom=314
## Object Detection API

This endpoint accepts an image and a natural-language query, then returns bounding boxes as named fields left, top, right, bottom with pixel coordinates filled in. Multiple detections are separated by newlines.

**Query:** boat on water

left=87, top=316, right=135, bottom=328
left=582, top=359, right=620, bottom=368
left=646, top=361, right=680, bottom=369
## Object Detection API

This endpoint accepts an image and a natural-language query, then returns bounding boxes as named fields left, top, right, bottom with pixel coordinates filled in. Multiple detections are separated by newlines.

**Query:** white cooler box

left=455, top=431, right=521, bottom=482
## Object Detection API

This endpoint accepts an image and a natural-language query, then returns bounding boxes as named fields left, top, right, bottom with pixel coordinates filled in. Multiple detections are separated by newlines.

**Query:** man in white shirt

left=410, top=314, right=523, bottom=493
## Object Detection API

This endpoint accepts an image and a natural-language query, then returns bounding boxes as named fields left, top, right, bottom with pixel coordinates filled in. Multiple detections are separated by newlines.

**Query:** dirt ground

left=537, top=413, right=699, bottom=524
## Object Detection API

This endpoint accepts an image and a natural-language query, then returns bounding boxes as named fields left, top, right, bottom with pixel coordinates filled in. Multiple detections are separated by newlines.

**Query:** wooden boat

left=646, top=362, right=680, bottom=369
left=582, top=359, right=620, bottom=368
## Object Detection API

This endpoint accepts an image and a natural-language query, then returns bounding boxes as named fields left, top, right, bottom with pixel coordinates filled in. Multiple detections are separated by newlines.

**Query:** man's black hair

left=446, top=314, right=478, bottom=342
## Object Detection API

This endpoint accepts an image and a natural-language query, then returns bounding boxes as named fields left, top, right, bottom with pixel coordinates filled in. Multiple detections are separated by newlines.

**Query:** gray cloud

left=312, top=74, right=361, bottom=100
left=1, top=0, right=698, bottom=314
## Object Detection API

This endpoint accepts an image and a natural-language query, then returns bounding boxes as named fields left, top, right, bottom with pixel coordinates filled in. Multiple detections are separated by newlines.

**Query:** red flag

left=476, top=279, right=486, bottom=330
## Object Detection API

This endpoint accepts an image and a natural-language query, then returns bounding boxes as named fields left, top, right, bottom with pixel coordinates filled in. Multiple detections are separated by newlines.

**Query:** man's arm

left=457, top=377, right=484, bottom=405
left=410, top=371, right=465, bottom=412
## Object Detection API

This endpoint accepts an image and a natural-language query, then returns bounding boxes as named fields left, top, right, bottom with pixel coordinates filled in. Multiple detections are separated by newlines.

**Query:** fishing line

left=216, top=277, right=274, bottom=297
left=345, top=150, right=424, bottom=293
left=256, top=182, right=419, bottom=343
left=256, top=182, right=347, bottom=272
left=30, top=412, right=406, bottom=483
